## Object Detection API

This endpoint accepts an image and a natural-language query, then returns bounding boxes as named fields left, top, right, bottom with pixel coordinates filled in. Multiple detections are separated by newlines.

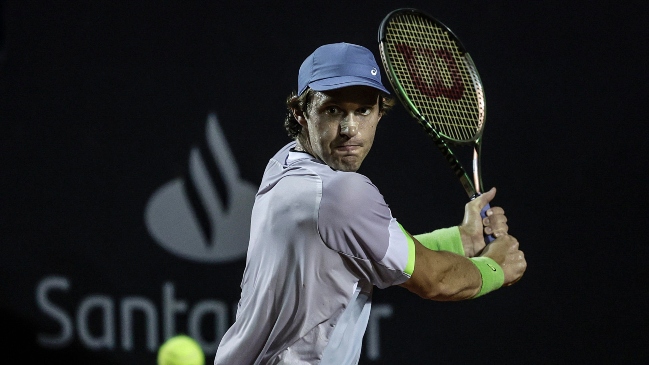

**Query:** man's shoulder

left=269, top=141, right=297, bottom=166
left=324, top=170, right=376, bottom=194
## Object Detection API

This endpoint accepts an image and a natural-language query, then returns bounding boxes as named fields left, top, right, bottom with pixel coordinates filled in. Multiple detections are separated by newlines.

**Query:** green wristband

left=414, top=227, right=464, bottom=256
left=469, top=257, right=505, bottom=298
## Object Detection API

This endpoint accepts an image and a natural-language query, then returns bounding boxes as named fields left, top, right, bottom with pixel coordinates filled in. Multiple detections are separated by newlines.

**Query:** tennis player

left=213, top=43, right=526, bottom=365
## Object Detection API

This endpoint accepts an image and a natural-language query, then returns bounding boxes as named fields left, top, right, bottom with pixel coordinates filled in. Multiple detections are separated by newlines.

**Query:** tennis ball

left=157, top=335, right=205, bottom=365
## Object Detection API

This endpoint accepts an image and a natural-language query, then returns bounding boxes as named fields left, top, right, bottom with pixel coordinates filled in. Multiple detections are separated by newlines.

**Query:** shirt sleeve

left=318, top=172, right=413, bottom=287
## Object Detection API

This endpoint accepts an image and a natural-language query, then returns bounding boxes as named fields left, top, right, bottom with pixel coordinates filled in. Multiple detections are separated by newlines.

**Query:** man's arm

left=400, top=188, right=526, bottom=300
left=400, top=236, right=482, bottom=300
left=400, top=233, right=524, bottom=301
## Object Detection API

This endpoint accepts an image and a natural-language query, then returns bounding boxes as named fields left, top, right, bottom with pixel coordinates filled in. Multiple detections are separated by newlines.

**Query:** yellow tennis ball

left=157, top=335, right=205, bottom=365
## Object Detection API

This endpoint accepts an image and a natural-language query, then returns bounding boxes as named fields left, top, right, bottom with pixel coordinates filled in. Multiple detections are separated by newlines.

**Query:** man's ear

left=292, top=108, right=308, bottom=127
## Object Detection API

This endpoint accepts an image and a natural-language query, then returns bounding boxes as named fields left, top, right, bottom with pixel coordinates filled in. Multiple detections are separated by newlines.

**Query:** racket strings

left=384, top=13, right=484, bottom=142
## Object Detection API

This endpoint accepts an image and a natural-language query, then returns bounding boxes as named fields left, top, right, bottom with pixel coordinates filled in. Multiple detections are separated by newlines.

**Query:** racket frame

left=378, top=8, right=488, bottom=200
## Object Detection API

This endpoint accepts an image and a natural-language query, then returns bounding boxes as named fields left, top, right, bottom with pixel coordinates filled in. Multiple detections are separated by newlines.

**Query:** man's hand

left=458, top=187, right=509, bottom=257
left=480, top=234, right=526, bottom=286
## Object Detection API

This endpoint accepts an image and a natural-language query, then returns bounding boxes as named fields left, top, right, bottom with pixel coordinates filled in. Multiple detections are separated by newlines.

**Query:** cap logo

left=297, top=43, right=390, bottom=96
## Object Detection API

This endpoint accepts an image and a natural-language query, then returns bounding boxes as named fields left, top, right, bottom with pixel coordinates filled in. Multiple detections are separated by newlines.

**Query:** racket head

left=378, top=8, right=486, bottom=145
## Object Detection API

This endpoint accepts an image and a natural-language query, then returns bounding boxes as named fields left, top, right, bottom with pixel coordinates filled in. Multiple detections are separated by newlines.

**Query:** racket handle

left=480, top=203, right=496, bottom=243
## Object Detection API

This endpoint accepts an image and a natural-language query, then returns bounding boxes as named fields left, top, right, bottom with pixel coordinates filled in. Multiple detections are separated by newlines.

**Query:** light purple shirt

left=214, top=142, right=412, bottom=365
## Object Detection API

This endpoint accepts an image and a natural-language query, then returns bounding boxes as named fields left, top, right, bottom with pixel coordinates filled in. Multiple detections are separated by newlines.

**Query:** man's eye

left=326, top=107, right=340, bottom=114
left=358, top=108, right=371, bottom=116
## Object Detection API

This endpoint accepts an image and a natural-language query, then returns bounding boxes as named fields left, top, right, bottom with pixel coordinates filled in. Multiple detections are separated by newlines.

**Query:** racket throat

left=459, top=175, right=477, bottom=199
left=472, top=149, right=481, bottom=194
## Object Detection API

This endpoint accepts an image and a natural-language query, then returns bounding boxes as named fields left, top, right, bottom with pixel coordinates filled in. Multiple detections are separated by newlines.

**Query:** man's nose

left=340, top=115, right=359, bottom=138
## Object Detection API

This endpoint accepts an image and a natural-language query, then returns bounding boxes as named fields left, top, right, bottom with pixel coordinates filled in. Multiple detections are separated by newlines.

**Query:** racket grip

left=480, top=203, right=496, bottom=243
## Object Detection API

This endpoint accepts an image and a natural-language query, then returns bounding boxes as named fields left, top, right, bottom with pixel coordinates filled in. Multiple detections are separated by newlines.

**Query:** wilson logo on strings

left=395, top=44, right=465, bottom=100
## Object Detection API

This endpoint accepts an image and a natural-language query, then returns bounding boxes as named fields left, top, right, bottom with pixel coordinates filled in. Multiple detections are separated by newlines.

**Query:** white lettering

left=121, top=297, right=158, bottom=351
left=163, top=282, right=187, bottom=340
left=77, top=295, right=114, bottom=349
left=36, top=276, right=230, bottom=353
left=365, top=303, right=393, bottom=360
left=36, top=275, right=390, bottom=360
left=36, top=276, right=73, bottom=347
left=188, top=300, right=228, bottom=354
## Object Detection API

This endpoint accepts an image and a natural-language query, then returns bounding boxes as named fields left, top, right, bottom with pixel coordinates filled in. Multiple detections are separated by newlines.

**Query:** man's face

left=297, top=86, right=383, bottom=172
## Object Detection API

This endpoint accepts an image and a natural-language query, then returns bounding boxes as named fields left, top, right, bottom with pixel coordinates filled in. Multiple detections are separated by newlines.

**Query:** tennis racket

left=378, top=8, right=495, bottom=243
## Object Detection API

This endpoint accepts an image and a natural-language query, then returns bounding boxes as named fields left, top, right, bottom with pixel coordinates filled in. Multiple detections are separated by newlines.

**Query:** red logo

left=395, top=44, right=465, bottom=100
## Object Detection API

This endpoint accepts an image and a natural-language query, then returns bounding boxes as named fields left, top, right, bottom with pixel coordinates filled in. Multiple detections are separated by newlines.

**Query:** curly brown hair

left=283, top=88, right=396, bottom=139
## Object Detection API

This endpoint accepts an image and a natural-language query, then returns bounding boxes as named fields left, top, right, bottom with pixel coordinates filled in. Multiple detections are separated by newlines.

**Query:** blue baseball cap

left=297, top=43, right=390, bottom=96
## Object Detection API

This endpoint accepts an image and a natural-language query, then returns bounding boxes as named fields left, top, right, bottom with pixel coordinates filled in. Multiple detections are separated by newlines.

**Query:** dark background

left=1, top=1, right=647, bottom=364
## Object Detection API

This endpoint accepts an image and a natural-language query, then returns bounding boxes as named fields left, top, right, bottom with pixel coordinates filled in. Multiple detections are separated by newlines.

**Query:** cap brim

left=308, top=76, right=390, bottom=95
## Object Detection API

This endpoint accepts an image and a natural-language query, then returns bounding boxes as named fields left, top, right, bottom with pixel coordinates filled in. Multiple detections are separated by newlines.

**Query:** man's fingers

left=483, top=206, right=508, bottom=237
left=484, top=222, right=508, bottom=237
left=483, top=212, right=507, bottom=225
left=480, top=187, right=496, bottom=205
left=486, top=206, right=504, bottom=217
left=504, top=248, right=526, bottom=286
left=470, top=187, right=496, bottom=212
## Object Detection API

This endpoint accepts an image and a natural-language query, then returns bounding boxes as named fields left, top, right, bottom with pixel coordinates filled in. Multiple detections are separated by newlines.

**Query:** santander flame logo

left=145, top=113, right=257, bottom=263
